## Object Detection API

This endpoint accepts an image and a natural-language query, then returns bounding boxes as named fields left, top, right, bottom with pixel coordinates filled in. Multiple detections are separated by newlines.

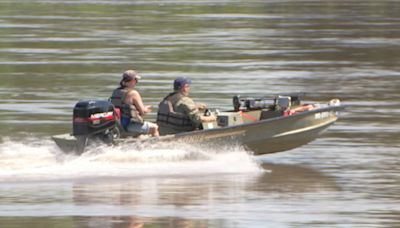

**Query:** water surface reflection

left=0, top=163, right=339, bottom=227
left=0, top=0, right=399, bottom=227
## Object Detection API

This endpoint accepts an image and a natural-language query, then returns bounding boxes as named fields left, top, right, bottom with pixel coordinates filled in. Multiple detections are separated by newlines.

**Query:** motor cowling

left=72, top=99, right=116, bottom=136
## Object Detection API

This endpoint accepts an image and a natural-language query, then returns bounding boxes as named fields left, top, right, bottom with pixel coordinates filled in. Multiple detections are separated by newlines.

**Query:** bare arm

left=125, top=90, right=152, bottom=116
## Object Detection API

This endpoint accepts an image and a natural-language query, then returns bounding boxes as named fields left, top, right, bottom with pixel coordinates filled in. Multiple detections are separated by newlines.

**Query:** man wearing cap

left=110, top=70, right=159, bottom=137
left=156, top=77, right=216, bottom=135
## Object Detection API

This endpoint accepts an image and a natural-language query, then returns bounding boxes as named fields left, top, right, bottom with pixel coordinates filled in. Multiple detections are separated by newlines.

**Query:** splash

left=0, top=137, right=263, bottom=182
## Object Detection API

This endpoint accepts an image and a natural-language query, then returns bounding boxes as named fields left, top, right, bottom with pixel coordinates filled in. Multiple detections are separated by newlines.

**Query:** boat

left=52, top=94, right=345, bottom=156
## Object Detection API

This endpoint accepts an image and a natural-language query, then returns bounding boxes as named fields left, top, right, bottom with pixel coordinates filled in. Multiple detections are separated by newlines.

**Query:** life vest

left=156, top=92, right=196, bottom=131
left=110, top=87, right=143, bottom=124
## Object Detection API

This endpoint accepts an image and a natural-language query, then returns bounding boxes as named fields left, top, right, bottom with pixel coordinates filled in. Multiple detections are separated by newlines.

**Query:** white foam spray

left=0, top=137, right=263, bottom=182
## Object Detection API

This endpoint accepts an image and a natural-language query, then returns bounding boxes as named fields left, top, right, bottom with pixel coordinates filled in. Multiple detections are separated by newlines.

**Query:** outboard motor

left=72, top=99, right=119, bottom=153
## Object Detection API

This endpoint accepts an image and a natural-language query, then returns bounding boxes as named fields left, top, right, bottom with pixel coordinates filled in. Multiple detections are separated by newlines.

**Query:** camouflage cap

left=122, top=70, right=141, bottom=81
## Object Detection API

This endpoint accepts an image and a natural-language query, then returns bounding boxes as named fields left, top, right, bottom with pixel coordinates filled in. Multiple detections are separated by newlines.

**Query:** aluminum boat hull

left=53, top=105, right=344, bottom=156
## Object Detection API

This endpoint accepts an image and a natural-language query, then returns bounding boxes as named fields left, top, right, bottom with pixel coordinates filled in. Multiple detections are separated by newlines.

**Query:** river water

left=0, top=0, right=399, bottom=227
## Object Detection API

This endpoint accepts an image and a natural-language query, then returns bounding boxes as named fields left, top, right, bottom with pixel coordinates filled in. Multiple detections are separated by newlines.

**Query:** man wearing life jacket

left=110, top=70, right=159, bottom=137
left=157, top=77, right=217, bottom=135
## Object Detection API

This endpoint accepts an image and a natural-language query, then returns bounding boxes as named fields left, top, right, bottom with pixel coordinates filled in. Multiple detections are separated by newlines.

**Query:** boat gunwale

left=54, top=105, right=345, bottom=141
left=172, top=104, right=346, bottom=138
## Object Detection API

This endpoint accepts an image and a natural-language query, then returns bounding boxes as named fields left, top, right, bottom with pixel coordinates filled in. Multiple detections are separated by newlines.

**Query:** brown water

left=0, top=0, right=399, bottom=227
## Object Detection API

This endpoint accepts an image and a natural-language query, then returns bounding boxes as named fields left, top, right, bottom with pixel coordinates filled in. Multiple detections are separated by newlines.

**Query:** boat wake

left=0, top=137, right=263, bottom=182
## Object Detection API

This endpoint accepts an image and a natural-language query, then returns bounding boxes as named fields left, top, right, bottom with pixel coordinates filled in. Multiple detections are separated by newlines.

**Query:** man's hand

left=196, top=103, right=207, bottom=110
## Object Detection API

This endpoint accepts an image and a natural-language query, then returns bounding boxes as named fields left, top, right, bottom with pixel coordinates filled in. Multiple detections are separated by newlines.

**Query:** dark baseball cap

left=174, top=77, right=192, bottom=90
